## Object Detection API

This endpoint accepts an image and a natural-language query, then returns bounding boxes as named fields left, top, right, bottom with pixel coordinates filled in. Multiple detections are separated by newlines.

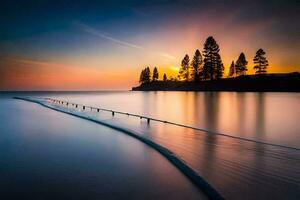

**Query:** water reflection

left=201, top=92, right=219, bottom=177
left=7, top=91, right=299, bottom=147
left=148, top=91, right=296, bottom=148
left=255, top=93, right=265, bottom=139
left=7, top=91, right=299, bottom=200
left=237, top=92, right=246, bottom=136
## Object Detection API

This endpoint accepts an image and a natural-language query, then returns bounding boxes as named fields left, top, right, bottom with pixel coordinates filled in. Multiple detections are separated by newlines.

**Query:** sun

left=170, top=66, right=180, bottom=71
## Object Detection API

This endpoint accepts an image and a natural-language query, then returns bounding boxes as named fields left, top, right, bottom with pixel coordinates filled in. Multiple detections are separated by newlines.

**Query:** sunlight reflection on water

left=3, top=91, right=300, bottom=199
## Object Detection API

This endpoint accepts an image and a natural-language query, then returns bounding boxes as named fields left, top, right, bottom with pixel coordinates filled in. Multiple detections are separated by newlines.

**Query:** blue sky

left=0, top=0, right=299, bottom=90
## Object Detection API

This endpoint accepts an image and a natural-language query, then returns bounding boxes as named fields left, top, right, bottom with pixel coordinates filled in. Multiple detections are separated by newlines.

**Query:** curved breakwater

left=14, top=96, right=224, bottom=200
left=42, top=98, right=300, bottom=151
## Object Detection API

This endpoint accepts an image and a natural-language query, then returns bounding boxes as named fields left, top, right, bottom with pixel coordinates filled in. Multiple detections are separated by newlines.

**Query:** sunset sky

left=0, top=0, right=299, bottom=90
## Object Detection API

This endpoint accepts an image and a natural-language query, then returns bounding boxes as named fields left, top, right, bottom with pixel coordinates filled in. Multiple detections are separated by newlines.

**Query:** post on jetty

left=147, top=118, right=150, bottom=124
left=112, top=111, right=115, bottom=116
left=83, top=106, right=85, bottom=110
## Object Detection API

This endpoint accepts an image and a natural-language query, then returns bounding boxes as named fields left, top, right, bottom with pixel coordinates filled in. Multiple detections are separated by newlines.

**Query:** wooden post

left=76, top=104, right=78, bottom=108
left=112, top=111, right=115, bottom=116
left=147, top=118, right=150, bottom=124
left=97, top=109, right=99, bottom=112
left=83, top=106, right=85, bottom=110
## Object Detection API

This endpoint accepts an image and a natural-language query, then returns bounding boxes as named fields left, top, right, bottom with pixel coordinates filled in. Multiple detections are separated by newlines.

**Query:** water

left=1, top=91, right=300, bottom=199
left=0, top=94, right=206, bottom=199
left=33, top=91, right=299, bottom=148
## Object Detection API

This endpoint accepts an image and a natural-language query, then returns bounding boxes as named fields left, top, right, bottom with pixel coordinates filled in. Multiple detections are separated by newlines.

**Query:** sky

left=0, top=0, right=299, bottom=90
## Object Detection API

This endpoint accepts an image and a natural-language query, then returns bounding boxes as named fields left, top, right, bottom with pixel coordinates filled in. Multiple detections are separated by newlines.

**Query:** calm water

left=0, top=94, right=206, bottom=199
left=41, top=91, right=300, bottom=148
left=1, top=91, right=300, bottom=199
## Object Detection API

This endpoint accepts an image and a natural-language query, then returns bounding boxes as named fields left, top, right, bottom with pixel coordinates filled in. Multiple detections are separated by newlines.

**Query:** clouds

left=75, top=22, right=176, bottom=60
left=0, top=0, right=299, bottom=90
left=76, top=22, right=144, bottom=50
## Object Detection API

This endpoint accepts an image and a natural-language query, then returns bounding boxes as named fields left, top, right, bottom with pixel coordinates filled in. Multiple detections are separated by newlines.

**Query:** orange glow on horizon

left=0, top=57, right=136, bottom=90
left=0, top=54, right=299, bottom=91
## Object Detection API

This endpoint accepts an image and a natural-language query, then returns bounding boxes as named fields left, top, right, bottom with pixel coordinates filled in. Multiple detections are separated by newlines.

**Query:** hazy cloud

left=75, top=22, right=176, bottom=60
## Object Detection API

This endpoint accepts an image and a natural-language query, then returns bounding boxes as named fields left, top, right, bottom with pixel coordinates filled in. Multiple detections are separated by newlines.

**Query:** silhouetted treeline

left=228, top=49, right=269, bottom=77
left=133, top=72, right=300, bottom=92
left=137, top=36, right=270, bottom=84
left=178, top=36, right=224, bottom=81
left=139, top=66, right=163, bottom=84
left=139, top=67, right=150, bottom=84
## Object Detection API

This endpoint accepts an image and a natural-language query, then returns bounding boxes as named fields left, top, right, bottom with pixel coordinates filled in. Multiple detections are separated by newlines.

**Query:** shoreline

left=132, top=73, right=300, bottom=92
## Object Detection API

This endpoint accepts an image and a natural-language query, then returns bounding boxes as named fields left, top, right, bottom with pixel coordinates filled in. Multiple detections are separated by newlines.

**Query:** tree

left=163, top=73, right=167, bottom=81
left=215, top=53, right=224, bottom=79
left=253, top=48, right=268, bottom=74
left=144, top=67, right=151, bottom=83
left=139, top=67, right=151, bottom=84
left=203, top=36, right=224, bottom=80
left=191, top=49, right=203, bottom=82
left=152, top=67, right=159, bottom=81
left=179, top=54, right=190, bottom=81
left=228, top=61, right=235, bottom=77
left=139, top=69, right=144, bottom=83
left=235, top=52, right=248, bottom=76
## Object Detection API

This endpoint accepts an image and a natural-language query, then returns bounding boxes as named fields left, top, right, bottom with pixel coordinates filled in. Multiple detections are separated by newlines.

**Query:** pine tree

left=163, top=73, right=167, bottom=81
left=139, top=69, right=145, bottom=83
left=228, top=61, right=235, bottom=77
left=215, top=53, right=224, bottom=79
left=203, top=36, right=224, bottom=80
left=144, top=66, right=151, bottom=83
left=253, top=48, right=268, bottom=74
left=152, top=67, right=159, bottom=81
left=235, top=52, right=248, bottom=76
left=139, top=67, right=151, bottom=84
left=179, top=54, right=190, bottom=81
left=191, top=49, right=203, bottom=82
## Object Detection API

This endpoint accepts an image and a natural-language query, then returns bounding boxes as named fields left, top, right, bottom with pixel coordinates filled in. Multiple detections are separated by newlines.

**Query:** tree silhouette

left=179, top=54, right=190, bottom=81
left=152, top=67, right=159, bottom=81
left=253, top=48, right=269, bottom=74
left=191, top=49, right=203, bottom=82
left=139, top=67, right=151, bottom=84
left=144, top=67, right=151, bottom=82
left=203, top=36, right=224, bottom=80
left=235, top=52, right=248, bottom=76
left=215, top=54, right=224, bottom=79
left=228, top=61, right=235, bottom=77
left=139, top=69, right=144, bottom=83
left=163, top=73, right=167, bottom=81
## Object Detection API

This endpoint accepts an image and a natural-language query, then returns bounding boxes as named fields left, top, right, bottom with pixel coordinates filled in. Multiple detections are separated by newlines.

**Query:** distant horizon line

left=1, top=72, right=299, bottom=92
left=0, top=90, right=130, bottom=92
